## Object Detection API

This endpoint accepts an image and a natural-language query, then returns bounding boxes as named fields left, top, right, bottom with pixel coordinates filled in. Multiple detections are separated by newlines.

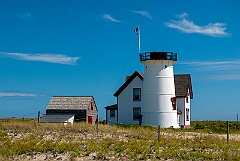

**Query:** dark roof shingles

left=46, top=96, right=95, bottom=110
left=174, top=74, right=193, bottom=98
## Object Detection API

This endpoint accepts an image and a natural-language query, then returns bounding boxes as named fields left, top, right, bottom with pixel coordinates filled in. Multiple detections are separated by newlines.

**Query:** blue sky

left=1, top=0, right=240, bottom=121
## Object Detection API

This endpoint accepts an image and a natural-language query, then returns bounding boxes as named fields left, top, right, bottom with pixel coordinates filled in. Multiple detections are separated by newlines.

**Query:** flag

left=134, top=27, right=138, bottom=36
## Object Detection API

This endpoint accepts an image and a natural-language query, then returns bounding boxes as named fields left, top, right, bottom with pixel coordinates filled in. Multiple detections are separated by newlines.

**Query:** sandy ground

left=3, top=131, right=239, bottom=161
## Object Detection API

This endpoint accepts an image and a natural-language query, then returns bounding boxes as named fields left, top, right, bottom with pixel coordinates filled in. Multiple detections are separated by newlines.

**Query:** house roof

left=174, top=74, right=193, bottom=99
left=105, top=104, right=118, bottom=110
left=114, top=71, right=193, bottom=98
left=46, top=96, right=97, bottom=110
left=39, top=114, right=74, bottom=123
left=114, top=71, right=143, bottom=97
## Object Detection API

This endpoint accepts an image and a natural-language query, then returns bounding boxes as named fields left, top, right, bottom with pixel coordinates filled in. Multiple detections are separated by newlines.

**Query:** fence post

left=227, top=121, right=229, bottom=144
left=37, top=111, right=40, bottom=123
left=96, top=117, right=99, bottom=135
left=158, top=125, right=160, bottom=141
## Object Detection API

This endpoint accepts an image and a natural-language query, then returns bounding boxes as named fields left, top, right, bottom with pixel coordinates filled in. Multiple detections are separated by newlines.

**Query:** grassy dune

left=0, top=119, right=240, bottom=160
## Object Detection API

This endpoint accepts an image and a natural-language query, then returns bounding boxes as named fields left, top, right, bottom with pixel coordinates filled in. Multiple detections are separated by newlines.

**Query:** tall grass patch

left=1, top=119, right=240, bottom=160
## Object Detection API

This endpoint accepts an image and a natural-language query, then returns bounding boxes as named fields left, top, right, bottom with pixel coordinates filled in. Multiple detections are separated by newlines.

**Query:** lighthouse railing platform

left=140, top=52, right=177, bottom=61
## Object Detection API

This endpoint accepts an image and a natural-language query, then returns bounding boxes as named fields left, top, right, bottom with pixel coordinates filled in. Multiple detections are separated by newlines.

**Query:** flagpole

left=134, top=25, right=141, bottom=54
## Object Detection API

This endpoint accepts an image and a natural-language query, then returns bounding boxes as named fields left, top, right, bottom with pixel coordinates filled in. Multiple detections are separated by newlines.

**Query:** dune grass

left=0, top=118, right=240, bottom=160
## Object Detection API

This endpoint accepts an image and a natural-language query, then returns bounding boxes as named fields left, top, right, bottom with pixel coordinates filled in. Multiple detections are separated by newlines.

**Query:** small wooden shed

left=45, top=96, right=98, bottom=124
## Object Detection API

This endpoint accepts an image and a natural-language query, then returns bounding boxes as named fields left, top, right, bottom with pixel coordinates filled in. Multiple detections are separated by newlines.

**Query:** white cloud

left=14, top=13, right=34, bottom=20
left=180, top=60, right=240, bottom=80
left=180, top=60, right=240, bottom=71
left=132, top=10, right=153, bottom=20
left=0, top=52, right=80, bottom=65
left=164, top=13, right=231, bottom=37
left=0, top=92, right=44, bottom=97
left=208, top=74, right=240, bottom=80
left=176, top=13, right=188, bottom=19
left=102, top=14, right=121, bottom=23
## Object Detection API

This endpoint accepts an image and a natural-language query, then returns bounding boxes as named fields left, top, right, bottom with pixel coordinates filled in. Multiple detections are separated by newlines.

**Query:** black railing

left=140, top=52, right=177, bottom=61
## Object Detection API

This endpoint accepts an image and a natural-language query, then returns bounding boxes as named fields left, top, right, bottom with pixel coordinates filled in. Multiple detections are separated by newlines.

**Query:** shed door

left=88, top=116, right=92, bottom=124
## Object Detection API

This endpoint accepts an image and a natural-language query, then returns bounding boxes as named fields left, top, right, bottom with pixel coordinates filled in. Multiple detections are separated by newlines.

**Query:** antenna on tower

left=134, top=25, right=141, bottom=54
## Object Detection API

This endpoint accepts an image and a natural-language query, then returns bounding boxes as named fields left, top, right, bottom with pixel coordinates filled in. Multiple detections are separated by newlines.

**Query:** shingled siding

left=46, top=96, right=98, bottom=124
left=174, top=74, right=193, bottom=99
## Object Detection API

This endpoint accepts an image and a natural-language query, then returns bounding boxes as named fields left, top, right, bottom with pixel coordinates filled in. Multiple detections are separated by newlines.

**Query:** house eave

left=105, top=104, right=118, bottom=110
left=114, top=71, right=143, bottom=97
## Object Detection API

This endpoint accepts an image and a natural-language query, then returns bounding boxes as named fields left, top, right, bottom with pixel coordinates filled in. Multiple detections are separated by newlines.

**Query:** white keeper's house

left=105, top=51, right=193, bottom=128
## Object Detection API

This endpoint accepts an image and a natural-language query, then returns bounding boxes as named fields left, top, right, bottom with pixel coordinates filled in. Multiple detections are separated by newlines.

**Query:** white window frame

left=110, top=110, right=115, bottom=118
left=133, top=88, right=141, bottom=101
left=186, top=108, right=190, bottom=121
left=133, top=107, right=141, bottom=120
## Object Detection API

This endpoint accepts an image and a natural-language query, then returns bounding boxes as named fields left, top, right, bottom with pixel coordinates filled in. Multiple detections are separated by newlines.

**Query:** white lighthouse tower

left=140, top=52, right=179, bottom=128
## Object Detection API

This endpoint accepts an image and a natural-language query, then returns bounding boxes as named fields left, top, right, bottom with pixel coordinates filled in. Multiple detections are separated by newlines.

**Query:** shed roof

left=39, top=114, right=74, bottom=123
left=114, top=71, right=193, bottom=98
left=46, top=96, right=97, bottom=110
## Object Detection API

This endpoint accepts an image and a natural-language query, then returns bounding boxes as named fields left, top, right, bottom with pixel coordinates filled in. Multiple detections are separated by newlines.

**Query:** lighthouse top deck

left=140, top=51, right=177, bottom=62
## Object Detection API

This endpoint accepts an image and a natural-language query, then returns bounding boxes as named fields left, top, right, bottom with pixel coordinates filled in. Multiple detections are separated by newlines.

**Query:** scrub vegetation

left=0, top=118, right=240, bottom=160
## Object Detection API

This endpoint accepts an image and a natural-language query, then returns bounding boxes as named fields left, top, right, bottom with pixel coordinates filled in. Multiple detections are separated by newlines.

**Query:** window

left=186, top=96, right=189, bottom=103
left=186, top=108, right=190, bottom=121
left=110, top=110, right=115, bottom=118
left=186, top=94, right=190, bottom=103
left=133, top=107, right=141, bottom=120
left=133, top=88, right=141, bottom=101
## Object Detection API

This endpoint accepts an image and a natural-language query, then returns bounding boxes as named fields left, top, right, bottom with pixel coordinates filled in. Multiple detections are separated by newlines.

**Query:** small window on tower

left=133, top=88, right=141, bottom=101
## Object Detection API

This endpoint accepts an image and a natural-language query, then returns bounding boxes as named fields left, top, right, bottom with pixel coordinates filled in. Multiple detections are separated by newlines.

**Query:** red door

left=88, top=116, right=92, bottom=124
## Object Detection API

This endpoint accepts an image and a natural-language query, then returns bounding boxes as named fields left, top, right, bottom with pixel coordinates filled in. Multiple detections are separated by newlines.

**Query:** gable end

left=114, top=71, right=143, bottom=97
